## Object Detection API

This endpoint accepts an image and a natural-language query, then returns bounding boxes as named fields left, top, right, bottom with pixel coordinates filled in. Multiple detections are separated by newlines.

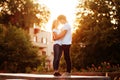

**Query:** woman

left=52, top=19, right=62, bottom=76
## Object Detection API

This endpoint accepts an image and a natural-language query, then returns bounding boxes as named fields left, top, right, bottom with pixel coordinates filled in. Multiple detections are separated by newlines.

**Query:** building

left=29, top=27, right=54, bottom=70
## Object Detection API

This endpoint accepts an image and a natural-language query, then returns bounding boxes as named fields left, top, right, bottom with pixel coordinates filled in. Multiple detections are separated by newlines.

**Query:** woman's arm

left=52, top=32, right=57, bottom=40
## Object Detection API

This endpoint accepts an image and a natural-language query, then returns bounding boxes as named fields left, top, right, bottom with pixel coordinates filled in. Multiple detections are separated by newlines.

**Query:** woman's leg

left=53, top=44, right=62, bottom=71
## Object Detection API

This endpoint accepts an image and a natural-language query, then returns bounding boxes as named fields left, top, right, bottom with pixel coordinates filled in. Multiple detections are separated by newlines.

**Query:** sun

left=34, top=0, right=78, bottom=32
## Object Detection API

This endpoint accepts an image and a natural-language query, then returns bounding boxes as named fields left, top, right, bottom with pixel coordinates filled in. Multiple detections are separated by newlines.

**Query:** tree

left=71, top=0, right=120, bottom=70
left=0, top=25, right=41, bottom=72
left=0, top=0, right=50, bottom=30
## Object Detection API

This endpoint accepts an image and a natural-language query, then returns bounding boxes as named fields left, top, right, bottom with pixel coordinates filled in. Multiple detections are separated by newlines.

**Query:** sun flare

left=35, top=0, right=78, bottom=32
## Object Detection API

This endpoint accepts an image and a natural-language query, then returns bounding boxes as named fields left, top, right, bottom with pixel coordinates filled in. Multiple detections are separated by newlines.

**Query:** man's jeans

left=62, top=45, right=71, bottom=73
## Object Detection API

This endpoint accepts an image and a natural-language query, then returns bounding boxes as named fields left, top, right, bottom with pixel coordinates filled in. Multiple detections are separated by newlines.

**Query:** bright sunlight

left=35, top=0, right=78, bottom=32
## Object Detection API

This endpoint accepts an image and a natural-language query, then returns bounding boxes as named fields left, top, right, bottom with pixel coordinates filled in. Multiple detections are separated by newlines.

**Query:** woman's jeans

left=53, top=44, right=62, bottom=71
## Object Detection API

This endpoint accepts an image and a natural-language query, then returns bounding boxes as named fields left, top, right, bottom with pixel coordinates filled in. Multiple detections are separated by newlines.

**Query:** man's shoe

left=62, top=72, right=71, bottom=76
left=53, top=72, right=61, bottom=76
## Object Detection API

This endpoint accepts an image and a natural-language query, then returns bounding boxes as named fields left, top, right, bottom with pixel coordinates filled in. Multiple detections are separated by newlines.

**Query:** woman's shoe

left=53, top=72, right=61, bottom=76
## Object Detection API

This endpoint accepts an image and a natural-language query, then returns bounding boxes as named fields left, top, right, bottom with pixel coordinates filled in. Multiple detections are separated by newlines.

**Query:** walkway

left=0, top=73, right=110, bottom=80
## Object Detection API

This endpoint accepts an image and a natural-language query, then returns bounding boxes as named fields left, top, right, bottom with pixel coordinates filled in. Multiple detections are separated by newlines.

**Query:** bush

left=0, top=25, right=41, bottom=73
left=81, top=61, right=120, bottom=72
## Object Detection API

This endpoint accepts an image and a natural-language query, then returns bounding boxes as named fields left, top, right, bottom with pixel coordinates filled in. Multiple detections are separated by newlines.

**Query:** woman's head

left=52, top=20, right=59, bottom=30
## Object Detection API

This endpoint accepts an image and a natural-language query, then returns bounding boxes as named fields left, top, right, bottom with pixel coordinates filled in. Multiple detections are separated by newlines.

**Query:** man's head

left=57, top=15, right=67, bottom=24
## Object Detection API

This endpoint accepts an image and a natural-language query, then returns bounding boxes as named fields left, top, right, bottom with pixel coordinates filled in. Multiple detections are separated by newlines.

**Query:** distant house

left=29, top=27, right=54, bottom=70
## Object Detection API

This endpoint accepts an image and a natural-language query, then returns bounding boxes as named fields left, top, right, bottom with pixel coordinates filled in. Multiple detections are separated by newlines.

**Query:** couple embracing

left=52, top=15, right=72, bottom=76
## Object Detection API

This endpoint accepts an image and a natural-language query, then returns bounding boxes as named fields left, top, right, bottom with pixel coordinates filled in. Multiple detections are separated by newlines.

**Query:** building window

left=34, top=36, right=38, bottom=42
left=51, top=52, right=54, bottom=55
left=42, top=51, right=46, bottom=56
left=41, top=37, right=47, bottom=44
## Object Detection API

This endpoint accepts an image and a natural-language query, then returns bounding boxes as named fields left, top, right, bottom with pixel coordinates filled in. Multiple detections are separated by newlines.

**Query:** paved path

left=0, top=73, right=110, bottom=80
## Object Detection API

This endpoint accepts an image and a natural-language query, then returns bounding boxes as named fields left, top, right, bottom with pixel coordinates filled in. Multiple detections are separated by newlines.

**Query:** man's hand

left=53, top=30, right=67, bottom=40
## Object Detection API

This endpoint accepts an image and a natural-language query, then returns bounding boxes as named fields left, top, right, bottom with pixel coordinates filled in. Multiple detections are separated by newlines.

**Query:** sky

left=35, top=0, right=78, bottom=32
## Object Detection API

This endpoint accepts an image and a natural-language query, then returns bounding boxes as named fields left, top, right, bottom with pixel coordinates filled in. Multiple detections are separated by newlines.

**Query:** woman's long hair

left=52, top=20, right=58, bottom=30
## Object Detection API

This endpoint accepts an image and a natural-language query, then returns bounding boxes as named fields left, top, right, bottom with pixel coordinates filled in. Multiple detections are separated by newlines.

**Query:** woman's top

left=52, top=29, right=62, bottom=45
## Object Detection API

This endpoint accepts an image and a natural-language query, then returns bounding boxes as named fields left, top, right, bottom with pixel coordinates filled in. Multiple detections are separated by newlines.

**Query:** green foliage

left=71, top=0, right=120, bottom=71
left=0, top=25, right=41, bottom=73
left=0, top=0, right=50, bottom=30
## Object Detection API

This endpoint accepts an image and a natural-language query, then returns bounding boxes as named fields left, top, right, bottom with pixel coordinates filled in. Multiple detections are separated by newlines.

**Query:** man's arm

left=53, top=30, right=67, bottom=40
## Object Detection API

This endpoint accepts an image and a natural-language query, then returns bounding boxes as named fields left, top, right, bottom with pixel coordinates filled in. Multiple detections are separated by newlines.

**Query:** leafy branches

left=0, top=0, right=50, bottom=30
left=71, top=0, right=120, bottom=70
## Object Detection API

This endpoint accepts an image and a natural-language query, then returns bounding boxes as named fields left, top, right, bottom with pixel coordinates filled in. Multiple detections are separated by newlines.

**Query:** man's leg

left=62, top=45, right=71, bottom=73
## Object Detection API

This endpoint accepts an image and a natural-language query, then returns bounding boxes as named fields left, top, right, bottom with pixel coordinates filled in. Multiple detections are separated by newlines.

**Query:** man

left=53, top=15, right=72, bottom=76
